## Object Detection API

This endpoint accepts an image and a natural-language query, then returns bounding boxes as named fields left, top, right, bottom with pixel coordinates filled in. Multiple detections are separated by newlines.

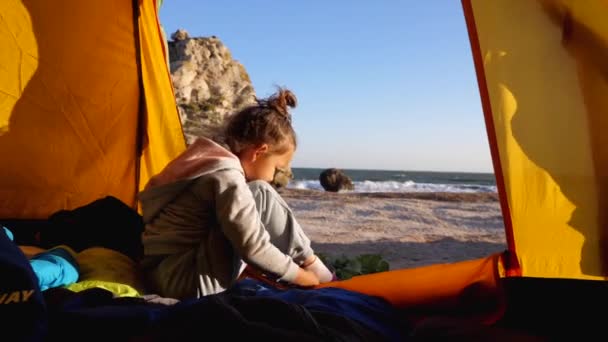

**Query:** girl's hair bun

left=260, top=87, right=297, bottom=119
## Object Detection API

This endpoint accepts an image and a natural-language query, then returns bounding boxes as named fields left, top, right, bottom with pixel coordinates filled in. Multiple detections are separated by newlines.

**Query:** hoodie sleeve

left=213, top=170, right=300, bottom=283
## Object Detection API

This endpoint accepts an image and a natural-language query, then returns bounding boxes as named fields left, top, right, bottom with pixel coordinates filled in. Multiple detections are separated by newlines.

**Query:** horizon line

left=290, top=166, right=495, bottom=174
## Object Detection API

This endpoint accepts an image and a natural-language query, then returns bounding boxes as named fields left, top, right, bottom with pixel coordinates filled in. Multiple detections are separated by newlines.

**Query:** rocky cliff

left=168, top=29, right=256, bottom=144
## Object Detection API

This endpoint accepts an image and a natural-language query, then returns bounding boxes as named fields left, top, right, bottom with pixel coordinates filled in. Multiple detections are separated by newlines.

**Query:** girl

left=139, top=88, right=334, bottom=299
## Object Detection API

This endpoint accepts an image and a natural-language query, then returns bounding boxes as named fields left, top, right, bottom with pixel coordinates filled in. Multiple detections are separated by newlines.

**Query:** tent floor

left=494, top=277, right=608, bottom=340
left=4, top=219, right=607, bottom=340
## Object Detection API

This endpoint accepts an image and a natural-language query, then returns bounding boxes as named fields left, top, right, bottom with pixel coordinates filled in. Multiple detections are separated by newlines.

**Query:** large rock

left=271, top=168, right=293, bottom=191
left=168, top=29, right=256, bottom=144
left=319, top=168, right=354, bottom=192
left=171, top=29, right=189, bottom=41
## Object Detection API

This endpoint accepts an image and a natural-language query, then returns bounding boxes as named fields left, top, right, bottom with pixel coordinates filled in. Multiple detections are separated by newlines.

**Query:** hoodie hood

left=138, top=137, right=242, bottom=222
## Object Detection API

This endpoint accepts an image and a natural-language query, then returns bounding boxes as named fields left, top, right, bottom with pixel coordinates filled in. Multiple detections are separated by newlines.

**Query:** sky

left=159, top=1, right=493, bottom=173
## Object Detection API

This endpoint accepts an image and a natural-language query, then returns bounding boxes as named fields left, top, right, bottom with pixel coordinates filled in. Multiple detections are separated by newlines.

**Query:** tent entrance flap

left=464, top=0, right=608, bottom=280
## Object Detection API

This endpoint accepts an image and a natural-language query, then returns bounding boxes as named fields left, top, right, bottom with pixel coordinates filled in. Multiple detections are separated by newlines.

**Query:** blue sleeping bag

left=0, top=226, right=47, bottom=341
left=228, top=279, right=410, bottom=341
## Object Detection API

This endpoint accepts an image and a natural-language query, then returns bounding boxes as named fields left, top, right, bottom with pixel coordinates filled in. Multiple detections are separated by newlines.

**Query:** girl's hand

left=292, top=267, right=320, bottom=288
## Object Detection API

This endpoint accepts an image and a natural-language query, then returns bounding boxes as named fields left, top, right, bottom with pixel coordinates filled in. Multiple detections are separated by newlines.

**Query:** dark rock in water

left=271, top=167, right=293, bottom=190
left=319, top=168, right=354, bottom=192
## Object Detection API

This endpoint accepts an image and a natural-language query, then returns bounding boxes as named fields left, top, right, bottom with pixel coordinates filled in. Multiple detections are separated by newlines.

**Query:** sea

left=287, top=168, right=497, bottom=193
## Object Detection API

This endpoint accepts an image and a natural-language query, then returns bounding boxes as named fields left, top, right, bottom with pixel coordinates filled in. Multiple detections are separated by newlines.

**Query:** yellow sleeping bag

left=66, top=247, right=145, bottom=297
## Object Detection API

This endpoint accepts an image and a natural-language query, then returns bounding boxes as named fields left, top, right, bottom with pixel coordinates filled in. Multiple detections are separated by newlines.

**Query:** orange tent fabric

left=0, top=0, right=184, bottom=219
left=317, top=253, right=503, bottom=322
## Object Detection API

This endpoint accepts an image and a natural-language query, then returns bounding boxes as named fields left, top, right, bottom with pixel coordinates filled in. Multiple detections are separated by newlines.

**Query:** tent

left=0, top=0, right=185, bottom=219
left=1, top=0, right=607, bottom=339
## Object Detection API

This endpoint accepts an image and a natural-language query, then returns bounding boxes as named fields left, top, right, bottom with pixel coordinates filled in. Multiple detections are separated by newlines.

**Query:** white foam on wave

left=287, top=179, right=497, bottom=193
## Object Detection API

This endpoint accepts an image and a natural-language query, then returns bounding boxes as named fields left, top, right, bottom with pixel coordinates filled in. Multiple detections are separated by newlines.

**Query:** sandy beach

left=280, top=188, right=506, bottom=270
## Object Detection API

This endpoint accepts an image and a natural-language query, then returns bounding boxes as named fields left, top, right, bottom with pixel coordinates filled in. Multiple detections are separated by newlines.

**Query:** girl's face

left=240, top=144, right=294, bottom=182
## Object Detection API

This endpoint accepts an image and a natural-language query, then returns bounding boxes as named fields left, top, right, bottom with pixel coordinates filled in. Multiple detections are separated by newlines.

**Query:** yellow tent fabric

left=463, top=0, right=608, bottom=280
left=137, top=0, right=186, bottom=195
left=0, top=0, right=185, bottom=219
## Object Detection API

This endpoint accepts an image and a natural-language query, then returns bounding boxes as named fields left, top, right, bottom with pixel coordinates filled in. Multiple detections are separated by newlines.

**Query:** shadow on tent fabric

left=0, top=1, right=142, bottom=221
left=544, top=2, right=608, bottom=277
left=506, top=1, right=608, bottom=277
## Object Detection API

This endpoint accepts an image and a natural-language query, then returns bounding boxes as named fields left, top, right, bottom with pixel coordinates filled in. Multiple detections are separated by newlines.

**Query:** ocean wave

left=287, top=179, right=497, bottom=193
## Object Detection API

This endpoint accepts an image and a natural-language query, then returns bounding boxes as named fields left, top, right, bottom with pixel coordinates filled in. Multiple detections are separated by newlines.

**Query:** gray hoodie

left=138, top=138, right=300, bottom=297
